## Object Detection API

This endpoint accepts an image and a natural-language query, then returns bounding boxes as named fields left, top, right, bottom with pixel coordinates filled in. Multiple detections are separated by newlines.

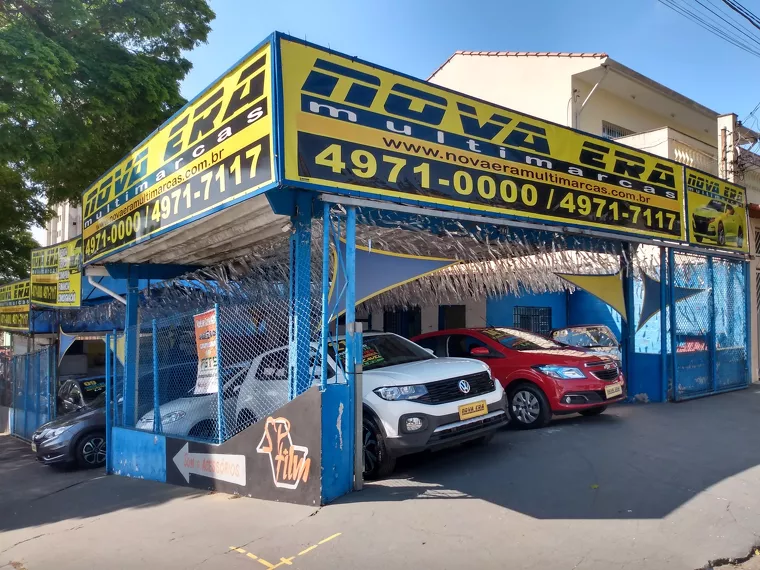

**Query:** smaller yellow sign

left=0, top=279, right=30, bottom=331
left=686, top=168, right=749, bottom=253
left=31, top=237, right=82, bottom=308
left=458, top=400, right=487, bottom=421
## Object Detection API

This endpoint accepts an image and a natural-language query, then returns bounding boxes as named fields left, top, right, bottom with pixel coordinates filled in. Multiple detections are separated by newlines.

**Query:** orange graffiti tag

left=256, top=417, right=311, bottom=490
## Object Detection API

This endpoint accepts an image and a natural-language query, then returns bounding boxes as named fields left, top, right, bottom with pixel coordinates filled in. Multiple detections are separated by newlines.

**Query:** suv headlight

left=374, top=385, right=428, bottom=401
left=44, top=426, right=72, bottom=439
left=534, top=365, right=586, bottom=379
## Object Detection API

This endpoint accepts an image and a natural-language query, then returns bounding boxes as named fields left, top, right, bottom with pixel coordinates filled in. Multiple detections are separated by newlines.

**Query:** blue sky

left=181, top=0, right=760, bottom=128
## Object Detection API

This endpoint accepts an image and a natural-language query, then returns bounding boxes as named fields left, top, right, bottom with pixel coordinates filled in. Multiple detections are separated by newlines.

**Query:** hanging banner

left=193, top=308, right=219, bottom=395
left=685, top=168, right=749, bottom=252
left=279, top=36, right=686, bottom=242
left=82, top=40, right=276, bottom=264
left=31, top=236, right=82, bottom=308
left=0, top=279, right=30, bottom=332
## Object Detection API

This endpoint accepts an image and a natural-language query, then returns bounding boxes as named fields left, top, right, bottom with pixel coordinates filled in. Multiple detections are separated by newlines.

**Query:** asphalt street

left=3, top=389, right=760, bottom=569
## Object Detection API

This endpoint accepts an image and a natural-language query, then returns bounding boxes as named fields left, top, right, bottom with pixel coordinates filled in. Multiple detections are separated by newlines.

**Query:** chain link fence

left=713, top=257, right=748, bottom=391
left=126, top=296, right=324, bottom=444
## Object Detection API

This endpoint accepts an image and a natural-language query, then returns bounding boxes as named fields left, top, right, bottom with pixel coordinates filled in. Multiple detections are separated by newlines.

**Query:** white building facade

left=429, top=51, right=760, bottom=379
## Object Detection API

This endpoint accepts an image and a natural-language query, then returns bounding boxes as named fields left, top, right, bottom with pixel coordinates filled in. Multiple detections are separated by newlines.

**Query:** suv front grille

left=693, top=216, right=712, bottom=234
left=591, top=368, right=619, bottom=381
left=417, top=371, right=494, bottom=405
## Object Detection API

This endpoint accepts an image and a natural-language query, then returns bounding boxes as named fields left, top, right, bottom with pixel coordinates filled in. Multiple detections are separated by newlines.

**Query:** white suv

left=235, top=332, right=509, bottom=478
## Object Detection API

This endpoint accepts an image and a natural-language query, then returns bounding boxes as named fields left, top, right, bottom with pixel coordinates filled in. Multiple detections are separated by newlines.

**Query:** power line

left=721, top=0, right=760, bottom=31
left=658, top=0, right=760, bottom=58
left=693, top=0, right=760, bottom=47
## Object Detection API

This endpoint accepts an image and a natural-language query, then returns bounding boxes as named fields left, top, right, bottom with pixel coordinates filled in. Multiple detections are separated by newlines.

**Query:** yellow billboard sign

left=0, top=279, right=30, bottom=332
left=31, top=237, right=83, bottom=307
left=280, top=37, right=686, bottom=241
left=685, top=168, right=749, bottom=252
left=82, top=40, right=276, bottom=264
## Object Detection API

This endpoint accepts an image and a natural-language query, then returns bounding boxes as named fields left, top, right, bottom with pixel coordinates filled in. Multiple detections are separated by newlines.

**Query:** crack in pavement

left=0, top=534, right=47, bottom=556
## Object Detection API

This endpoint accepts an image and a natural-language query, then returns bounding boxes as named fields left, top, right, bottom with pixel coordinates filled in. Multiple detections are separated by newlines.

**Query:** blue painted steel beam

left=345, top=206, right=357, bottom=490
left=215, top=303, right=225, bottom=443
left=105, top=332, right=112, bottom=474
left=104, top=263, right=201, bottom=280
left=744, top=261, right=753, bottom=385
left=152, top=319, right=162, bottom=434
left=708, top=257, right=717, bottom=392
left=668, top=248, right=679, bottom=401
left=660, top=247, right=668, bottom=402
left=288, top=192, right=313, bottom=400
left=123, top=270, right=139, bottom=425
left=320, top=201, right=331, bottom=391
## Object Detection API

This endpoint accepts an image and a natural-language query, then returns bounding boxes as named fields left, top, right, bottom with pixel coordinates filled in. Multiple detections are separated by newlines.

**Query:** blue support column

left=622, top=244, right=636, bottom=394
left=345, top=206, right=357, bottom=489
left=24, top=354, right=29, bottom=439
left=320, top=202, right=331, bottom=391
left=152, top=319, right=162, bottom=434
left=745, top=260, right=753, bottom=385
left=660, top=247, right=669, bottom=402
left=112, top=329, right=118, bottom=426
left=288, top=192, right=313, bottom=400
left=708, top=257, right=717, bottom=392
left=668, top=248, right=679, bottom=401
left=105, top=332, right=112, bottom=474
left=123, top=269, right=139, bottom=426
left=215, top=303, right=225, bottom=443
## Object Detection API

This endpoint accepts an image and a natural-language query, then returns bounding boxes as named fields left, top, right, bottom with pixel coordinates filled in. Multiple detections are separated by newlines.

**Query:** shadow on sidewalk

left=339, top=388, right=760, bottom=520
left=0, top=435, right=205, bottom=533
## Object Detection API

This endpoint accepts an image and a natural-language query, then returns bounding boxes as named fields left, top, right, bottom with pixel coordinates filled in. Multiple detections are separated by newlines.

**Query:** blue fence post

left=345, top=205, right=357, bottom=489
left=668, top=248, right=679, bottom=401
left=105, top=332, right=112, bottom=474
left=215, top=303, right=225, bottom=444
left=152, top=319, right=162, bottom=434
left=744, top=260, right=753, bottom=385
left=35, top=351, right=41, bottom=429
left=23, top=354, right=30, bottom=439
left=112, top=329, right=118, bottom=426
left=288, top=191, right=313, bottom=401
left=660, top=247, right=668, bottom=402
left=708, top=256, right=717, bottom=392
left=320, top=201, right=331, bottom=391
left=123, top=269, right=139, bottom=426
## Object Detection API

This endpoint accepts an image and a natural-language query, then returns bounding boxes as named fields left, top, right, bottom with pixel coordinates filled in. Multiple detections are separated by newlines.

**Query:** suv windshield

left=552, top=326, right=618, bottom=348
left=706, top=199, right=726, bottom=212
left=329, top=334, right=433, bottom=372
left=481, top=328, right=562, bottom=351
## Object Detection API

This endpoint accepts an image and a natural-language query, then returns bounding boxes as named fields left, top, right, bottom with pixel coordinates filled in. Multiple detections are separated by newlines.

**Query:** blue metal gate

left=10, top=347, right=55, bottom=440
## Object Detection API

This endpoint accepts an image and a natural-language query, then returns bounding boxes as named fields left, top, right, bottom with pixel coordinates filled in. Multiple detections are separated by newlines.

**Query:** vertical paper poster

left=193, top=308, right=219, bottom=394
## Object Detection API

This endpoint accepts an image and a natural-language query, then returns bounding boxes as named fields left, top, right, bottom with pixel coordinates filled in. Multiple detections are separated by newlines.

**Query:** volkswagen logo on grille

left=458, top=379, right=471, bottom=394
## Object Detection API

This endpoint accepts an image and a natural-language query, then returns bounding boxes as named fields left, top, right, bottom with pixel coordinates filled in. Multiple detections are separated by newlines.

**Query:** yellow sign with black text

left=0, top=280, right=30, bottom=332
left=685, top=168, right=749, bottom=252
left=280, top=38, right=686, bottom=241
left=82, top=42, right=275, bottom=263
left=31, top=237, right=83, bottom=308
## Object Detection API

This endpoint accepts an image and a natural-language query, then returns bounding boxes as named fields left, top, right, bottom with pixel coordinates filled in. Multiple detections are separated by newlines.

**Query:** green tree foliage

left=0, top=0, right=215, bottom=279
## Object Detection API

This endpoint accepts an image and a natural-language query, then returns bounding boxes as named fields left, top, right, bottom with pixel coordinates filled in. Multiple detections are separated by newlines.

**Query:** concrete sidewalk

left=3, top=389, right=760, bottom=569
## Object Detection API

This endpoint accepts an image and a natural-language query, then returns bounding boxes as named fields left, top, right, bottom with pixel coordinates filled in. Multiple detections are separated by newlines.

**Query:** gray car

left=31, top=391, right=106, bottom=468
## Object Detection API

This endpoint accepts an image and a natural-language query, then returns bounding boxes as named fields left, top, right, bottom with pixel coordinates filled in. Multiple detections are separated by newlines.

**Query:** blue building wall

left=567, top=290, right=622, bottom=340
left=486, top=289, right=567, bottom=329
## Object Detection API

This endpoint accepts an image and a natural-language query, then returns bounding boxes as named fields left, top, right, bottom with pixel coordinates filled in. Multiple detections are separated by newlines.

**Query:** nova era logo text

left=256, top=416, right=311, bottom=490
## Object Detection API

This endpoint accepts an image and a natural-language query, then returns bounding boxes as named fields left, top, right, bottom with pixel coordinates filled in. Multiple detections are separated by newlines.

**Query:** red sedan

left=412, top=327, right=625, bottom=429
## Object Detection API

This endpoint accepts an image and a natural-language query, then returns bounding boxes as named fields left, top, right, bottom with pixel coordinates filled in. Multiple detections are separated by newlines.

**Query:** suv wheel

left=76, top=432, right=106, bottom=468
left=509, top=384, right=551, bottom=429
left=363, top=418, right=395, bottom=480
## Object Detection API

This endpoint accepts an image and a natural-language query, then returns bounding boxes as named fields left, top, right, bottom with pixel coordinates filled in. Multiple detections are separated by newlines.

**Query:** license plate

left=458, top=400, right=487, bottom=421
left=605, top=383, right=623, bottom=399
left=31, top=443, right=37, bottom=453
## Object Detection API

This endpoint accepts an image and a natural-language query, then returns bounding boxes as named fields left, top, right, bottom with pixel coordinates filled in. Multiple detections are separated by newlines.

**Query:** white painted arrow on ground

left=172, top=442, right=246, bottom=486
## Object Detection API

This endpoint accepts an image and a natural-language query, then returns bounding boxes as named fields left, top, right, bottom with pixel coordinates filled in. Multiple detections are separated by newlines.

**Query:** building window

left=383, top=307, right=421, bottom=338
left=602, top=121, right=635, bottom=140
left=513, top=306, right=552, bottom=335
